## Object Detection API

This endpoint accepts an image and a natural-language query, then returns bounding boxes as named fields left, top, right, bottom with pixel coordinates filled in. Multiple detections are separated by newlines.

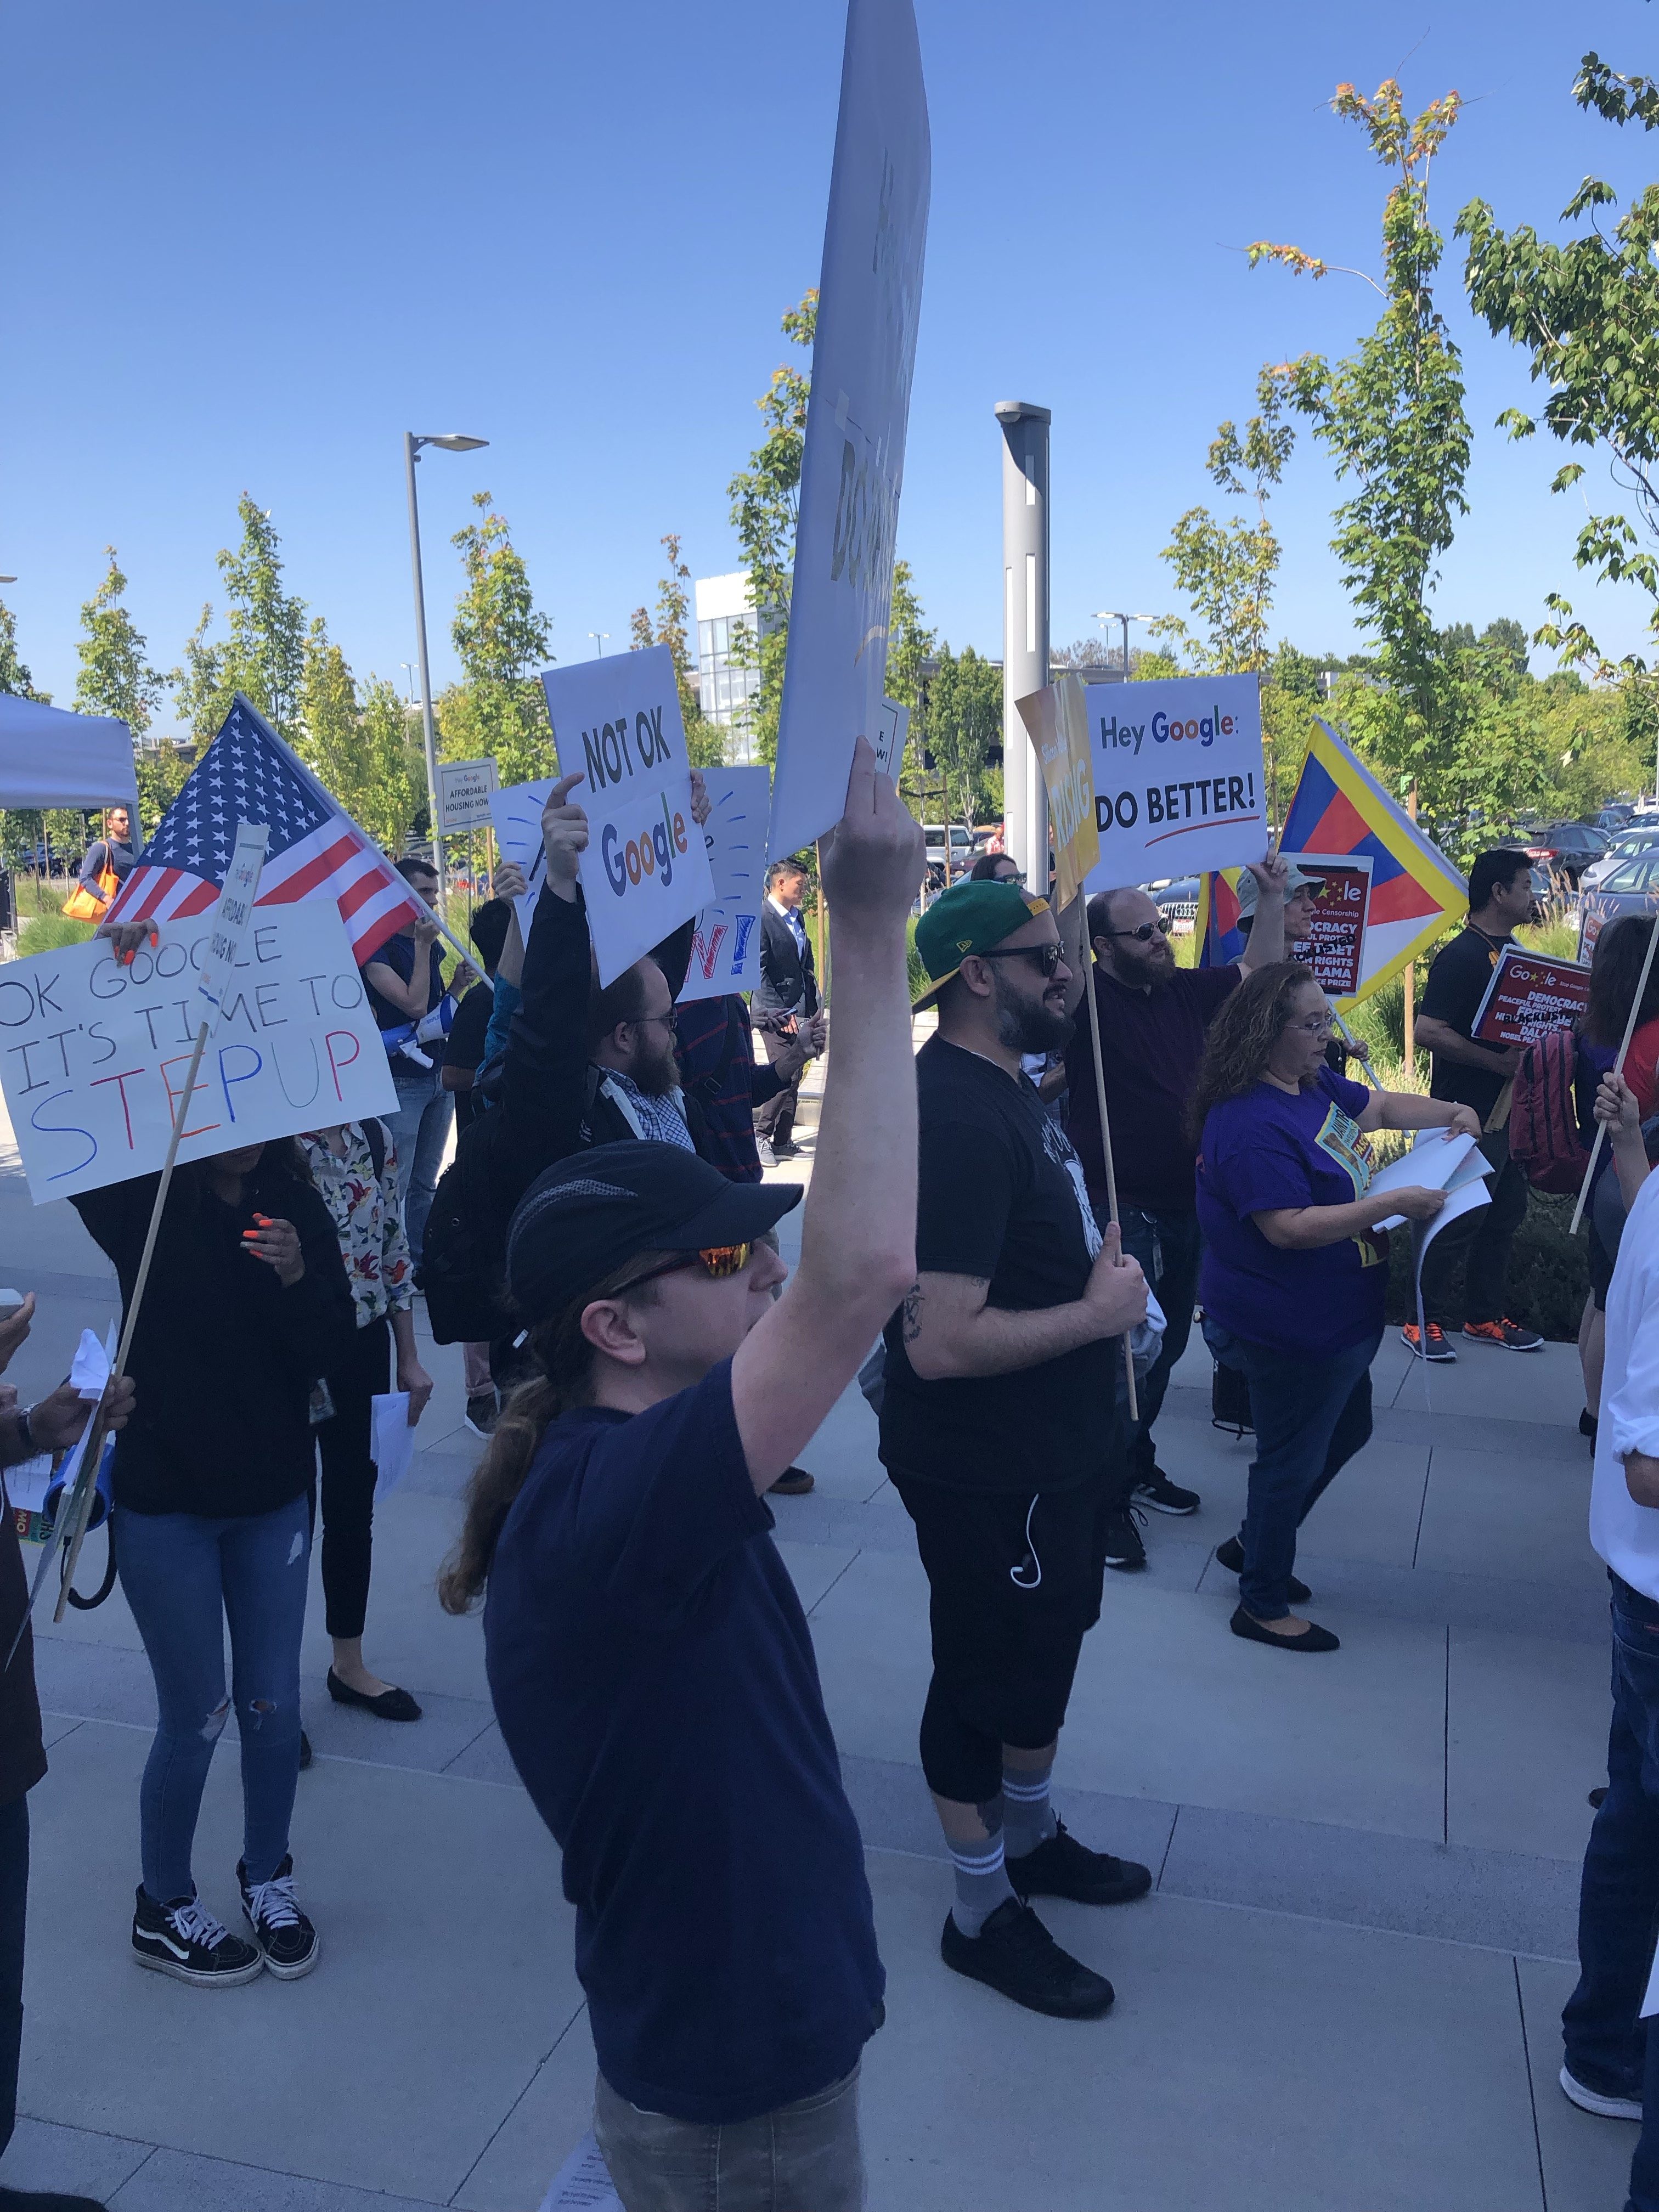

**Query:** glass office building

left=693, top=571, right=782, bottom=764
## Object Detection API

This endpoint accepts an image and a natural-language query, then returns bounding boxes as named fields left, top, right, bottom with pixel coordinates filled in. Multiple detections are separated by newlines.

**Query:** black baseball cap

left=506, top=1141, right=803, bottom=1319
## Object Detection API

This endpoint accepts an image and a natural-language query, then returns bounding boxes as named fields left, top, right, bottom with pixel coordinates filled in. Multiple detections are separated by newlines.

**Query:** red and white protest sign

left=1472, top=943, right=1590, bottom=1047
left=1284, top=853, right=1372, bottom=1005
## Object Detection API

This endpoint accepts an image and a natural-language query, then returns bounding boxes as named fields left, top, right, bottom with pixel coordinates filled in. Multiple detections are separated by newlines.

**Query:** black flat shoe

left=939, top=1899, right=1114, bottom=2018
left=298, top=1729, right=312, bottom=1770
left=1215, top=1534, right=1311, bottom=1606
left=0, top=2186, right=116, bottom=2209
left=1230, top=1604, right=1340, bottom=1654
left=326, top=1667, right=422, bottom=1721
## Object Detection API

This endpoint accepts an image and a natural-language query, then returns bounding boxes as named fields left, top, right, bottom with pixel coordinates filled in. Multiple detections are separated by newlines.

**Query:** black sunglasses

left=972, top=941, right=1064, bottom=978
left=1103, top=921, right=1170, bottom=943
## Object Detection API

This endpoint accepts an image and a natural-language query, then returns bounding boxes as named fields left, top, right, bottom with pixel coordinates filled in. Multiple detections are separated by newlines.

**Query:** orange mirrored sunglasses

left=616, top=1242, right=754, bottom=1295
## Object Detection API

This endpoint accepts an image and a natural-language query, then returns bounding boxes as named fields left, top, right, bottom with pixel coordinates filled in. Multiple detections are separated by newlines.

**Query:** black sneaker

left=1102, top=1504, right=1147, bottom=1572
left=1132, top=1468, right=1200, bottom=1516
left=0, top=2187, right=114, bottom=2209
left=131, top=1886, right=263, bottom=1987
left=238, top=1854, right=320, bottom=1980
left=464, top=1391, right=498, bottom=1439
left=1215, top=1533, right=1311, bottom=1606
left=940, top=1898, right=1114, bottom=2018
left=1007, top=1819, right=1152, bottom=1906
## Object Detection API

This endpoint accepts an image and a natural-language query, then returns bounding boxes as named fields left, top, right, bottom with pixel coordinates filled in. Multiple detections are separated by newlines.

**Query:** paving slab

left=1447, top=1624, right=1610, bottom=1860
left=0, top=2115, right=155, bottom=2203
left=451, top=2011, right=601, bottom=2212
left=1518, top=1953, right=1638, bottom=2212
left=110, top=2147, right=448, bottom=2211
left=1416, top=1443, right=1605, bottom=1591
left=17, top=1720, right=578, bottom=2204
left=859, top=1852, right=1545, bottom=2212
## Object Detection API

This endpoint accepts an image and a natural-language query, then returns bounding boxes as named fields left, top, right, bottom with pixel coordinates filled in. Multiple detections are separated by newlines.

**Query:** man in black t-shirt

left=463, top=741, right=922, bottom=2205
left=1413, top=848, right=1544, bottom=1359
left=882, top=877, right=1152, bottom=2023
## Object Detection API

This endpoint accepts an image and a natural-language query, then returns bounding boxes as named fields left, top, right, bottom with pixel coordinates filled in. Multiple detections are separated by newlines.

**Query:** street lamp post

left=588, top=631, right=611, bottom=657
left=403, top=431, right=488, bottom=907
left=1092, top=611, right=1160, bottom=683
left=995, top=402, right=1052, bottom=895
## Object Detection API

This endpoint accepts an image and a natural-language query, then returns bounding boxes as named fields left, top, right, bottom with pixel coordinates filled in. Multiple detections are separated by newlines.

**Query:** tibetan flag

left=1277, top=719, right=1466, bottom=1003
left=1195, top=867, right=1248, bottom=970
left=108, top=695, right=421, bottom=966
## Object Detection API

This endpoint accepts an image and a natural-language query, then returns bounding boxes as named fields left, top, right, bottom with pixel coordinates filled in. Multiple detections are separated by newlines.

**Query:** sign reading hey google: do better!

left=1081, top=673, right=1267, bottom=889
left=539, top=646, right=716, bottom=987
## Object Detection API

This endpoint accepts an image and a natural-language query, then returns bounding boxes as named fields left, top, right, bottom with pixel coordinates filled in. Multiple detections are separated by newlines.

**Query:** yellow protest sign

left=1018, top=673, right=1099, bottom=909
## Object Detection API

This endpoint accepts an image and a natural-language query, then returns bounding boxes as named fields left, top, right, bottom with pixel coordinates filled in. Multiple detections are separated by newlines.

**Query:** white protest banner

left=678, top=767, right=771, bottom=1005
left=0, top=902, right=396, bottom=1203
left=488, top=775, right=552, bottom=935
left=768, top=0, right=930, bottom=861
left=1082, top=674, right=1267, bottom=888
left=438, top=756, right=499, bottom=834
left=540, top=646, right=715, bottom=987
left=194, top=821, right=269, bottom=1031
left=873, top=698, right=911, bottom=782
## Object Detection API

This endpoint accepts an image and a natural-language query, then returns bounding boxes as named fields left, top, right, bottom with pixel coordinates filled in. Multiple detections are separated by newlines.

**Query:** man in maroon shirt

left=1063, top=862, right=1288, bottom=1568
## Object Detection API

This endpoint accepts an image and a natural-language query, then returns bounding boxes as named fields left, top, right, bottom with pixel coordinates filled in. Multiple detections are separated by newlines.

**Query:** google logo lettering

left=602, top=795, right=690, bottom=899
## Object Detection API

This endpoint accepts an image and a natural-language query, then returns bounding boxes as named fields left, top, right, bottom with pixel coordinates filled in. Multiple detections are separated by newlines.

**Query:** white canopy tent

left=0, top=695, right=138, bottom=814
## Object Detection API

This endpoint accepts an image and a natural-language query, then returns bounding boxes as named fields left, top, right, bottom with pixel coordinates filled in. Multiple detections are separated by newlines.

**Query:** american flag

left=107, top=695, right=421, bottom=964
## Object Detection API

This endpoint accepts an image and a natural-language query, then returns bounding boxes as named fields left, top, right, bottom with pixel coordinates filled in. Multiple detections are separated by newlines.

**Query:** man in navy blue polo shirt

left=439, top=739, right=922, bottom=2210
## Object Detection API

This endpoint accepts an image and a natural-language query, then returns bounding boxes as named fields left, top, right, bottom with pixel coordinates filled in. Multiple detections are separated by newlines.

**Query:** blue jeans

left=1116, top=1205, right=1202, bottom=1486
left=1204, top=1321, right=1380, bottom=1620
left=116, top=1497, right=310, bottom=1903
left=1564, top=1576, right=1659, bottom=2212
left=385, top=1061, right=453, bottom=1263
left=594, top=2063, right=864, bottom=2211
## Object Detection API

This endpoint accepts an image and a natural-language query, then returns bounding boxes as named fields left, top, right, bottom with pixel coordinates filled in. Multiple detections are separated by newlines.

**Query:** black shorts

left=889, top=1470, right=1111, bottom=1785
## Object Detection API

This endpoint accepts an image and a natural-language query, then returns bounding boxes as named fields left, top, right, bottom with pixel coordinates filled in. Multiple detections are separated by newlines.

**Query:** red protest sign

left=1472, top=943, right=1590, bottom=1046
left=1284, top=854, right=1372, bottom=1003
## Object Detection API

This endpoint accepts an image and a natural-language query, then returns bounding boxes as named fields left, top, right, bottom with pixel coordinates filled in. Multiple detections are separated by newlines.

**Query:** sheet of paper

left=1413, top=1176, right=1492, bottom=1275
left=1365, top=1130, right=1482, bottom=1228
left=539, top=2132, right=623, bottom=2210
left=370, top=1392, right=415, bottom=1502
left=4, top=1454, right=53, bottom=1516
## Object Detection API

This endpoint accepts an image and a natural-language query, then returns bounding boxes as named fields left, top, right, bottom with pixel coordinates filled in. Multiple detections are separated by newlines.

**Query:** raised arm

left=730, top=742, right=923, bottom=1488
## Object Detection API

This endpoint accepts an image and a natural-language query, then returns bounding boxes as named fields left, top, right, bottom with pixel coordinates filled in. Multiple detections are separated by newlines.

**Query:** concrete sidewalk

left=0, top=1123, right=1633, bottom=2211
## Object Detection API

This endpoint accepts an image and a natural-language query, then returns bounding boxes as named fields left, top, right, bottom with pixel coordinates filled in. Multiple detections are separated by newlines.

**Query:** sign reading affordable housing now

left=1081, top=673, right=1267, bottom=890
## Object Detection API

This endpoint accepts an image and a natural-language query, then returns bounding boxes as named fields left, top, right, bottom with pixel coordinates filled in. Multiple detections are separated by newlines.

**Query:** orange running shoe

left=1401, top=1321, right=1456, bottom=1362
left=1463, top=1318, right=1543, bottom=1352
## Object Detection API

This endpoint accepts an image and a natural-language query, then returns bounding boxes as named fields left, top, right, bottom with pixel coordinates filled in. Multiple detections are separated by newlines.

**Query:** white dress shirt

left=1592, top=1166, right=1659, bottom=1601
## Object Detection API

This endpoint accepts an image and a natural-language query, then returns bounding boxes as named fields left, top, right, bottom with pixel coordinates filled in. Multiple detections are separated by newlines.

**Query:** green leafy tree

left=172, top=604, right=230, bottom=742
left=357, top=678, right=427, bottom=852
left=296, top=618, right=362, bottom=798
left=631, top=533, right=724, bottom=767
left=1150, top=368, right=1295, bottom=676
left=0, top=596, right=45, bottom=701
left=217, top=495, right=307, bottom=737
left=727, top=291, right=817, bottom=760
left=75, top=549, right=168, bottom=738
left=441, top=490, right=554, bottom=787
left=1250, top=78, right=1475, bottom=839
left=926, top=645, right=1003, bottom=839
left=1460, top=48, right=1659, bottom=678
left=133, top=744, right=193, bottom=840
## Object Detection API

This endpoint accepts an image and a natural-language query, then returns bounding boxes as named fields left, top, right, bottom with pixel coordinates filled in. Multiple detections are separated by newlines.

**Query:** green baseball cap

left=913, top=878, right=1051, bottom=1011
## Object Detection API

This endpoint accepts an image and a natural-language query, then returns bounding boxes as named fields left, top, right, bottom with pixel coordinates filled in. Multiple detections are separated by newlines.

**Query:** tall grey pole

left=995, top=402, right=1051, bottom=895
left=403, top=432, right=445, bottom=909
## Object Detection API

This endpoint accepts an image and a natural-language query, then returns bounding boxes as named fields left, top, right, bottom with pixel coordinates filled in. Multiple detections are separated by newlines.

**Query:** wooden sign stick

left=1082, top=948, right=1140, bottom=1424
left=1570, top=913, right=1659, bottom=1236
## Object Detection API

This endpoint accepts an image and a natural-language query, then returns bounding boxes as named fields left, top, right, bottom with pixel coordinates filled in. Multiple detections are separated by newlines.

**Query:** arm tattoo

left=902, top=1281, right=923, bottom=1342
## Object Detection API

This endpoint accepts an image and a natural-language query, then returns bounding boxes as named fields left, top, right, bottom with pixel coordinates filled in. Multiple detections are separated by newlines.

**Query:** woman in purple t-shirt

left=1192, top=963, right=1479, bottom=1652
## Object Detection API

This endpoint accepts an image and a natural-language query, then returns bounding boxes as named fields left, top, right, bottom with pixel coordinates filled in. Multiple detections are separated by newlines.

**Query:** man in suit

left=752, top=859, right=824, bottom=1167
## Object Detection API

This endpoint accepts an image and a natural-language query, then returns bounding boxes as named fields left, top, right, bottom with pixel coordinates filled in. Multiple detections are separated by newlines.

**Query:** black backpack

left=417, top=1123, right=512, bottom=1346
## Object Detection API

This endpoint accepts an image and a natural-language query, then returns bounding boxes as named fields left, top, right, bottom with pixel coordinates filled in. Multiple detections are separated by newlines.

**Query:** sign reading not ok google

left=540, top=645, right=716, bottom=988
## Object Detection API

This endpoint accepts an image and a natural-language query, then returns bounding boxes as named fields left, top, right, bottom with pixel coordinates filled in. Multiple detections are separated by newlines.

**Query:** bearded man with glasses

left=878, top=877, right=1154, bottom=2021
left=1058, top=862, right=1290, bottom=1570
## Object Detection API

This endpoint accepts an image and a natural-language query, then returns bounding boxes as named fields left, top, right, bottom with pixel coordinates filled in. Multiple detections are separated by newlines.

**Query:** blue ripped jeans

left=116, top=1496, right=310, bottom=1904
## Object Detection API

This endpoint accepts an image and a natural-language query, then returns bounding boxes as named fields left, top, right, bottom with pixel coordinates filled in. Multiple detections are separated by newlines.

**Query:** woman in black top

left=72, top=1139, right=353, bottom=1989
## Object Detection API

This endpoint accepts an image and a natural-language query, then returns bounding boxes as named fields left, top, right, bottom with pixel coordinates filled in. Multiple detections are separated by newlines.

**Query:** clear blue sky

left=4, top=0, right=1657, bottom=718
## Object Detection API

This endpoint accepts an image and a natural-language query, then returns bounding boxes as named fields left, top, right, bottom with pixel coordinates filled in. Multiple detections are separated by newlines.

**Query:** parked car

left=923, top=823, right=977, bottom=889
left=1523, top=821, right=1609, bottom=887
left=1599, top=804, right=1637, bottom=832
left=1152, top=877, right=1201, bottom=933
left=1577, top=849, right=1659, bottom=961
left=1581, top=822, right=1659, bottom=891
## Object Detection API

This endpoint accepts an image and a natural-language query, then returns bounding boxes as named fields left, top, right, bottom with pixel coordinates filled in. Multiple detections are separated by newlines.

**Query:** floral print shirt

left=298, top=1121, right=413, bottom=1329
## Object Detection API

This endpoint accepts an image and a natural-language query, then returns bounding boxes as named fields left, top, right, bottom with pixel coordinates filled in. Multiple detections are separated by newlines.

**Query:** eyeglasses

left=614, top=1242, right=754, bottom=1296
left=971, top=942, right=1064, bottom=977
left=1104, top=921, right=1170, bottom=943
left=627, top=1009, right=678, bottom=1033
left=1288, top=1012, right=1335, bottom=1037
